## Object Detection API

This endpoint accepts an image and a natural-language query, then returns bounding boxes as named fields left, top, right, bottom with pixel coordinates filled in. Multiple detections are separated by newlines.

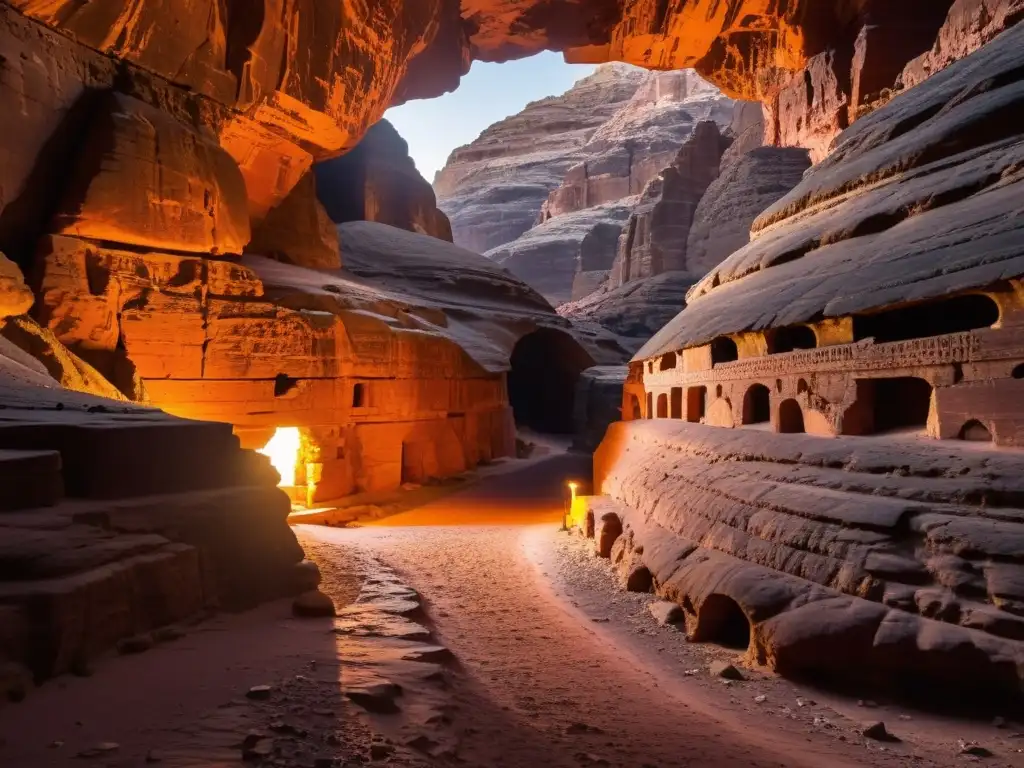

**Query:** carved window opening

left=352, top=383, right=366, bottom=408
left=778, top=399, right=805, bottom=434
left=1013, top=364, right=1024, bottom=379
left=843, top=377, right=932, bottom=435
left=768, top=325, right=817, bottom=354
left=742, top=384, right=771, bottom=425
left=797, top=378, right=809, bottom=394
left=660, top=351, right=677, bottom=371
left=670, top=387, right=683, bottom=419
left=687, top=387, right=706, bottom=423
left=710, top=337, right=738, bottom=365
left=958, top=419, right=992, bottom=442
left=629, top=395, right=642, bottom=420
left=647, top=392, right=653, bottom=419
left=692, top=594, right=750, bottom=650
left=274, top=374, right=298, bottom=397
left=852, top=294, right=999, bottom=344
left=656, top=393, right=668, bottom=418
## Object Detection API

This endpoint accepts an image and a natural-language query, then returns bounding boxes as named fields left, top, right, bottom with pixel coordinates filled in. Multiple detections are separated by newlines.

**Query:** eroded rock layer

left=641, top=22, right=1024, bottom=359
left=586, top=420, right=1024, bottom=700
left=0, top=380, right=306, bottom=695
left=3, top=0, right=1021, bottom=251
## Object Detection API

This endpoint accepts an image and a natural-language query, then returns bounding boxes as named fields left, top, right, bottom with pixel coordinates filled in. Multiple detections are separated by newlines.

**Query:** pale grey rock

left=486, top=201, right=635, bottom=306
left=571, top=365, right=627, bottom=452
left=559, top=271, right=697, bottom=352
left=434, top=65, right=648, bottom=254
left=685, top=147, right=810, bottom=277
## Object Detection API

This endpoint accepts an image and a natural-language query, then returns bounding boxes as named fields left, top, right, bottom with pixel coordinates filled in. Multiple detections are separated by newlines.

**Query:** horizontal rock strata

left=587, top=420, right=1024, bottom=700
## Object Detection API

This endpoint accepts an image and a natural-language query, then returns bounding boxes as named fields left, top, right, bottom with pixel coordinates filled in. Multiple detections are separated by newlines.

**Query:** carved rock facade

left=582, top=25, right=1024, bottom=699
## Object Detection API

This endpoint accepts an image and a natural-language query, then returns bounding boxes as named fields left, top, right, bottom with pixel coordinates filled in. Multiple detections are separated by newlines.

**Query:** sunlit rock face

left=434, top=64, right=648, bottom=254
left=442, top=67, right=734, bottom=305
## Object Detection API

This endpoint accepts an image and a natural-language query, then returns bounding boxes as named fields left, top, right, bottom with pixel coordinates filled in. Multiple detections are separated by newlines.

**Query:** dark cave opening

left=852, top=294, right=999, bottom=344
left=694, top=594, right=751, bottom=650
left=508, top=328, right=593, bottom=434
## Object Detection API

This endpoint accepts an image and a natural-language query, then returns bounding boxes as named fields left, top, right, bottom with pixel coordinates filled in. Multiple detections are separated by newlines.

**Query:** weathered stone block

left=51, top=93, right=250, bottom=255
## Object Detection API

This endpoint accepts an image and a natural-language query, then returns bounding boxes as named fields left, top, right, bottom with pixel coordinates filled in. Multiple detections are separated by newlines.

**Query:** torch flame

left=257, top=427, right=301, bottom=486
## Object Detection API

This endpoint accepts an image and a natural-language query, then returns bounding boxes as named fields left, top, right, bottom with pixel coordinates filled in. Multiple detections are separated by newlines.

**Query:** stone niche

left=595, top=24, right=1024, bottom=701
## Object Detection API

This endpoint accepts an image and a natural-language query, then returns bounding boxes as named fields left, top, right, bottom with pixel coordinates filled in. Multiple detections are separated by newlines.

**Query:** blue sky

left=385, top=52, right=596, bottom=183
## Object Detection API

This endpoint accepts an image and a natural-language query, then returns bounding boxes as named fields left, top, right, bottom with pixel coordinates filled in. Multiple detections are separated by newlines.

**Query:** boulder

left=0, top=254, right=33, bottom=319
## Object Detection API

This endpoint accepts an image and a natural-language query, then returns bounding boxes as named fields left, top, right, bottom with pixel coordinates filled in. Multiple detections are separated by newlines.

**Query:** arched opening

left=686, top=386, right=706, bottom=423
left=852, top=294, right=999, bottom=344
left=508, top=328, right=593, bottom=434
left=710, top=337, right=738, bottom=365
left=797, top=378, right=809, bottom=394
left=629, top=394, right=642, bottom=420
left=656, top=393, right=668, bottom=418
left=646, top=392, right=653, bottom=419
left=958, top=419, right=992, bottom=442
left=670, top=387, right=683, bottom=419
left=778, top=399, right=805, bottom=433
left=842, top=377, right=933, bottom=435
left=659, top=351, right=677, bottom=371
left=769, top=325, right=817, bottom=353
left=1013, top=363, right=1024, bottom=379
left=352, top=382, right=366, bottom=407
left=742, top=384, right=771, bottom=425
left=692, top=594, right=750, bottom=650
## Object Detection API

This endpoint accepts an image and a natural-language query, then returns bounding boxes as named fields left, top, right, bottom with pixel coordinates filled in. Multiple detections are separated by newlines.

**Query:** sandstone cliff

left=315, top=119, right=453, bottom=243
left=3, top=0, right=1019, bottom=260
left=442, top=67, right=734, bottom=305
left=434, top=64, right=648, bottom=254
left=560, top=108, right=809, bottom=348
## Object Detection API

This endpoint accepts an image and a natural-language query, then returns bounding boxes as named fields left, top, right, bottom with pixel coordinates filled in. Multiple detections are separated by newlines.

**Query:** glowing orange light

left=257, top=427, right=301, bottom=486
left=568, top=481, right=579, bottom=501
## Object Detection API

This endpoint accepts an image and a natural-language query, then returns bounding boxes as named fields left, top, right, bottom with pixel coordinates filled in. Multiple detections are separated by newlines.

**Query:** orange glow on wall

left=257, top=427, right=301, bottom=486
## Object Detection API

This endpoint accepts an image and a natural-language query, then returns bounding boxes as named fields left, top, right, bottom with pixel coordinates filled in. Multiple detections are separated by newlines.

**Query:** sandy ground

left=300, top=452, right=1024, bottom=768
left=3, top=453, right=1022, bottom=767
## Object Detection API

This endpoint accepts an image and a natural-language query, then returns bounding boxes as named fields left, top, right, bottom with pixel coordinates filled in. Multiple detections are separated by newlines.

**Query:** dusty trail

left=301, top=453, right=945, bottom=768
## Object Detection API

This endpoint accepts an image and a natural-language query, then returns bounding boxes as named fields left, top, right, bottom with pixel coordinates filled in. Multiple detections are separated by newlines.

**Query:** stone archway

left=508, top=328, right=593, bottom=434
left=777, top=399, right=805, bottom=433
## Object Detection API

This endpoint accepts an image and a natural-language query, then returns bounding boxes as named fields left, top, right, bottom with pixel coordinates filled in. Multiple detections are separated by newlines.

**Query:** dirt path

left=2, top=454, right=1016, bottom=767
left=300, top=454, right=1013, bottom=768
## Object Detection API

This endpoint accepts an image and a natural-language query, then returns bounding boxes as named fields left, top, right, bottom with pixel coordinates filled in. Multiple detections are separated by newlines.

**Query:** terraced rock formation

left=584, top=420, right=1024, bottom=701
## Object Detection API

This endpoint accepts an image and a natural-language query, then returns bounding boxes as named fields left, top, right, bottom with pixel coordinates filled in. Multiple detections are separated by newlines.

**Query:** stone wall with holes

left=583, top=419, right=1024, bottom=699
left=624, top=288, right=1024, bottom=447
